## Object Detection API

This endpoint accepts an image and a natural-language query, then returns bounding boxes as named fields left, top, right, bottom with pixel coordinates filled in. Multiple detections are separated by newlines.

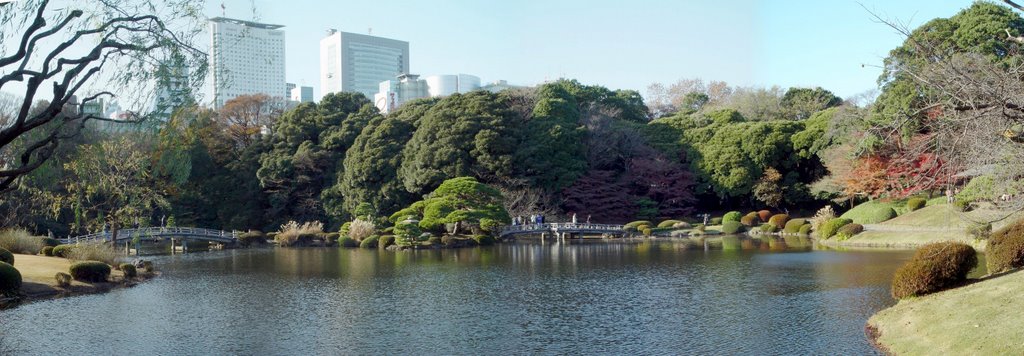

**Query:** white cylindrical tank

left=425, top=75, right=458, bottom=97
left=457, top=74, right=481, bottom=93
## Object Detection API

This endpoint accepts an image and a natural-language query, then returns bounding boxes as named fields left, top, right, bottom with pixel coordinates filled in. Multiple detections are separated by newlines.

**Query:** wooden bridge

left=60, top=227, right=238, bottom=245
left=500, top=223, right=626, bottom=239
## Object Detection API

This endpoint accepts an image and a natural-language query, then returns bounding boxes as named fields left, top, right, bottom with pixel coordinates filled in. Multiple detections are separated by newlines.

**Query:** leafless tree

left=218, top=94, right=285, bottom=149
left=0, top=0, right=207, bottom=192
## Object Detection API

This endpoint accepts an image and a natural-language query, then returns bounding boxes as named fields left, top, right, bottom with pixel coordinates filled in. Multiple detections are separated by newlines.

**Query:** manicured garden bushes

left=740, top=214, right=758, bottom=227
left=473, top=235, right=496, bottom=246
left=840, top=201, right=898, bottom=224
left=759, top=223, right=778, bottom=233
left=757, top=210, right=772, bottom=222
left=360, top=235, right=379, bottom=249
left=238, top=231, right=267, bottom=247
left=891, top=242, right=977, bottom=299
left=0, top=228, right=44, bottom=254
left=835, top=223, right=864, bottom=240
left=798, top=224, right=812, bottom=235
left=721, top=221, right=744, bottom=234
left=641, top=227, right=652, bottom=236
left=52, top=244, right=75, bottom=258
left=672, top=222, right=691, bottom=229
left=986, top=219, right=1024, bottom=274
left=0, top=248, right=13, bottom=265
left=709, top=217, right=723, bottom=225
left=69, top=261, right=111, bottom=283
left=55, top=272, right=72, bottom=288
left=722, top=211, right=743, bottom=223
left=818, top=218, right=852, bottom=239
left=41, top=246, right=54, bottom=256
left=378, top=235, right=396, bottom=249
left=907, top=198, right=927, bottom=211
left=768, top=214, right=789, bottom=229
left=0, top=261, right=22, bottom=295
left=339, top=237, right=359, bottom=248
left=657, top=220, right=683, bottom=228
left=119, top=263, right=137, bottom=278
left=967, top=222, right=992, bottom=240
left=783, top=219, right=807, bottom=234
left=625, top=221, right=653, bottom=231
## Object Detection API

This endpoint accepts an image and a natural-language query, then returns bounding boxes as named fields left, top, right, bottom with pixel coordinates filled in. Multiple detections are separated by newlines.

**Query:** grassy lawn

left=11, top=254, right=125, bottom=296
left=868, top=269, right=1024, bottom=354
left=840, top=230, right=984, bottom=250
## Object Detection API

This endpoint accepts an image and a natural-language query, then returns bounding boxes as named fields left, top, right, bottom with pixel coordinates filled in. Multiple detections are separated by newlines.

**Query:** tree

left=57, top=137, right=169, bottom=239
left=218, top=94, right=285, bottom=149
left=780, top=87, right=842, bottom=120
left=0, top=0, right=207, bottom=192
left=390, top=177, right=510, bottom=235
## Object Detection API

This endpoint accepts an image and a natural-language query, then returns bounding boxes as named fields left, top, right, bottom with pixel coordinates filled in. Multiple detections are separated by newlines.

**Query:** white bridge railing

left=500, top=223, right=624, bottom=236
left=61, top=227, right=238, bottom=244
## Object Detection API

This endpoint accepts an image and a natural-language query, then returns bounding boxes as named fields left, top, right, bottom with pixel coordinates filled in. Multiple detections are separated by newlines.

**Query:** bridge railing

left=500, top=223, right=624, bottom=236
left=61, top=226, right=238, bottom=244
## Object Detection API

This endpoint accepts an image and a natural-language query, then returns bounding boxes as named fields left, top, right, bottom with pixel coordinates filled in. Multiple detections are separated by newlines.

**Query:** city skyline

left=204, top=0, right=968, bottom=102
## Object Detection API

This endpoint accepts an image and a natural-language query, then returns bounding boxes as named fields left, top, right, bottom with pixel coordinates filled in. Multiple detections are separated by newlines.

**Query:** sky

left=200, top=0, right=971, bottom=102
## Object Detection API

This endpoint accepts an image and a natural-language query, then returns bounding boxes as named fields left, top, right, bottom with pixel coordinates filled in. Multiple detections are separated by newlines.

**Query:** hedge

left=238, top=231, right=267, bottom=247
left=69, top=261, right=111, bottom=282
left=641, top=227, right=652, bottom=236
left=52, top=244, right=75, bottom=258
left=783, top=219, right=807, bottom=234
left=740, top=214, right=758, bottom=227
left=798, top=224, right=812, bottom=235
left=625, top=221, right=653, bottom=230
left=835, top=223, right=864, bottom=240
left=721, top=221, right=744, bottom=234
left=723, top=211, right=743, bottom=223
left=840, top=202, right=897, bottom=224
left=339, top=237, right=359, bottom=248
left=360, top=235, right=379, bottom=249
left=657, top=220, right=683, bottom=228
left=757, top=210, right=772, bottom=222
left=759, top=223, right=778, bottom=233
left=41, top=246, right=55, bottom=256
left=768, top=214, right=789, bottom=229
left=907, top=198, right=927, bottom=211
left=891, top=242, right=977, bottom=299
left=55, top=272, right=71, bottom=288
left=39, top=237, right=61, bottom=247
left=818, top=218, right=852, bottom=239
left=0, top=248, right=12, bottom=265
left=474, top=235, right=496, bottom=246
left=119, top=263, right=137, bottom=278
left=709, top=217, right=723, bottom=225
left=0, top=261, right=21, bottom=295
left=378, top=235, right=396, bottom=249
left=987, top=218, right=1024, bottom=274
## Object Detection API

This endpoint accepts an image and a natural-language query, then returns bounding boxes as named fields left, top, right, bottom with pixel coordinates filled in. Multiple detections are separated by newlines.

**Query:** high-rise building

left=290, top=86, right=314, bottom=103
left=209, top=17, right=286, bottom=109
left=374, top=74, right=428, bottom=114
left=320, top=29, right=409, bottom=100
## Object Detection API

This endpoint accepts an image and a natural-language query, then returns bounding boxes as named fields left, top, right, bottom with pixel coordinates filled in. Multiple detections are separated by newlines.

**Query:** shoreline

left=1, top=254, right=158, bottom=311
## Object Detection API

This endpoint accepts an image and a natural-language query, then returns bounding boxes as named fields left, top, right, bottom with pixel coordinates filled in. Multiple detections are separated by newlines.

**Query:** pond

left=0, top=238, right=916, bottom=355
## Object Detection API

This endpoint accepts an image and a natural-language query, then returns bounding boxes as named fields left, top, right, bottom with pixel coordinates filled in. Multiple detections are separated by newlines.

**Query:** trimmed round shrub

left=740, top=214, right=758, bottom=227
left=41, top=246, right=55, bottom=256
left=835, top=223, right=864, bottom=240
left=0, top=248, right=13, bottom=265
left=641, top=227, right=652, bottom=236
left=818, top=218, right=852, bottom=239
left=119, top=263, right=138, bottom=278
left=722, top=211, right=743, bottom=223
left=987, top=219, right=1024, bottom=274
left=238, top=231, right=267, bottom=247
left=891, top=242, right=977, bottom=299
left=721, top=221, right=744, bottom=234
left=757, top=210, right=772, bottom=222
left=840, top=202, right=897, bottom=224
left=907, top=198, right=927, bottom=211
left=0, top=261, right=21, bottom=295
left=339, top=237, right=359, bottom=248
left=39, top=237, right=61, bottom=247
left=625, top=221, right=653, bottom=231
left=954, top=199, right=972, bottom=212
left=798, top=224, right=812, bottom=235
left=324, top=232, right=341, bottom=245
left=52, top=244, right=75, bottom=258
left=768, top=214, right=789, bottom=229
left=360, top=235, right=379, bottom=249
left=759, top=223, right=778, bottom=233
left=707, top=217, right=721, bottom=225
left=783, top=219, right=807, bottom=234
left=474, top=235, right=496, bottom=246
left=672, top=222, right=692, bottom=229
left=69, top=261, right=111, bottom=283
left=657, top=220, right=683, bottom=228
left=55, top=272, right=72, bottom=288
left=378, top=235, right=396, bottom=249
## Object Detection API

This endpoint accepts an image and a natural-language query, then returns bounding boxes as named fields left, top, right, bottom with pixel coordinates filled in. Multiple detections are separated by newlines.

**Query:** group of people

left=510, top=213, right=592, bottom=226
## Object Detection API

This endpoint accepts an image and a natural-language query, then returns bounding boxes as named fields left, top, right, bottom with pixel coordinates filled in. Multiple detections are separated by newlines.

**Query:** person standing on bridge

left=586, top=215, right=591, bottom=224
left=571, top=213, right=577, bottom=224
left=530, top=214, right=537, bottom=225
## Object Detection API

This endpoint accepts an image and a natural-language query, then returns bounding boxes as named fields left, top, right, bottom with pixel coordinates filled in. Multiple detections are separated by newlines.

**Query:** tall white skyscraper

left=320, top=30, right=409, bottom=100
left=209, top=17, right=286, bottom=109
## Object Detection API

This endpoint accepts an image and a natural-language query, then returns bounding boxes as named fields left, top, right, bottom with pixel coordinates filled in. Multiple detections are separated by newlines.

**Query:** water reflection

left=0, top=238, right=914, bottom=355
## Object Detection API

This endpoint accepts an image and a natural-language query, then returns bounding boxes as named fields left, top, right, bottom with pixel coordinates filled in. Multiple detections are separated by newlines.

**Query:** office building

left=374, top=74, right=428, bottom=114
left=291, top=85, right=314, bottom=103
left=209, top=17, right=286, bottom=109
left=320, top=30, right=409, bottom=100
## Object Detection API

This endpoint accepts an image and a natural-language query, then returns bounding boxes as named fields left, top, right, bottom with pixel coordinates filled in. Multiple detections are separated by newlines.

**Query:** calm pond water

left=0, top=238, right=917, bottom=355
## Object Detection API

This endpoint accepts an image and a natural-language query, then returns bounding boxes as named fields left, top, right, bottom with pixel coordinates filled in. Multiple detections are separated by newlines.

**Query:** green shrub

left=0, top=261, right=21, bottom=295
left=694, top=224, right=706, bottom=232
left=40, top=237, right=61, bottom=247
left=427, top=236, right=442, bottom=245
left=360, top=235, right=379, bottom=249
left=759, top=223, right=778, bottom=233
left=907, top=198, right=927, bottom=211
left=967, top=222, right=992, bottom=240
left=641, top=227, right=652, bottom=236
left=721, top=221, right=744, bottom=234
left=657, top=220, right=682, bottom=228
left=119, top=263, right=137, bottom=278
left=722, top=211, right=743, bottom=223
left=69, top=261, right=111, bottom=283
left=672, top=221, right=691, bottom=229
left=0, top=228, right=45, bottom=255
left=757, top=210, right=772, bottom=222
left=740, top=214, right=758, bottom=227
left=783, top=219, right=807, bottom=234
left=52, top=244, right=74, bottom=258
left=987, top=219, right=1024, bottom=274
left=891, top=242, right=977, bottom=299
left=339, top=237, right=359, bottom=248
left=238, top=231, right=267, bottom=247
left=798, top=224, right=812, bottom=235
left=625, top=221, right=653, bottom=229
left=141, top=261, right=154, bottom=273
left=41, top=246, right=54, bottom=256
left=55, top=272, right=71, bottom=288
left=953, top=199, right=972, bottom=212
left=709, top=217, right=723, bottom=225
left=473, top=235, right=496, bottom=246
left=835, top=223, right=864, bottom=240
left=768, top=214, right=789, bottom=229
left=0, top=248, right=12, bottom=265
left=818, top=218, right=852, bottom=239
left=379, top=235, right=396, bottom=249
left=840, top=201, right=897, bottom=224
left=324, top=233, right=341, bottom=245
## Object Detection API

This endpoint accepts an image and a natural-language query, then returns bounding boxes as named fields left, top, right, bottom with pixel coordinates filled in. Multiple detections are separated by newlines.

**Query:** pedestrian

left=530, top=214, right=536, bottom=225
left=586, top=214, right=591, bottom=224
left=945, top=188, right=954, bottom=204
left=571, top=213, right=577, bottom=224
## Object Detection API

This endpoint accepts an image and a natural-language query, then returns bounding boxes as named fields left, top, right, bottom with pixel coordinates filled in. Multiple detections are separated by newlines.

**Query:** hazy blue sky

left=206, top=0, right=971, bottom=101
